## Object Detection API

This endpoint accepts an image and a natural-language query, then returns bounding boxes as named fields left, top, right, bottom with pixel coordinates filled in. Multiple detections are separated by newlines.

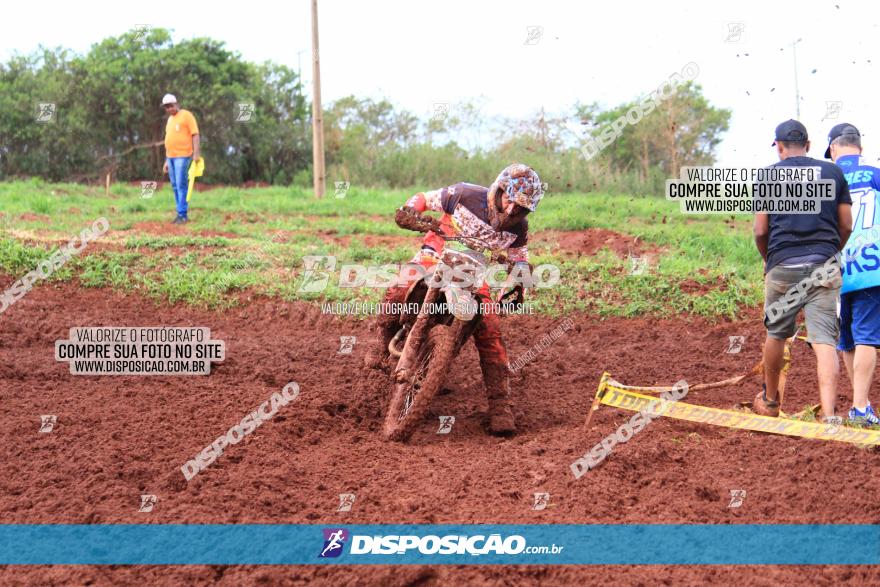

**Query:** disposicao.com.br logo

left=319, top=528, right=349, bottom=558
left=318, top=528, right=563, bottom=558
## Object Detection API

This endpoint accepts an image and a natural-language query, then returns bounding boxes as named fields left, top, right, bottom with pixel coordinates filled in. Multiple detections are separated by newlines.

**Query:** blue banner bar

left=1, top=524, right=878, bottom=565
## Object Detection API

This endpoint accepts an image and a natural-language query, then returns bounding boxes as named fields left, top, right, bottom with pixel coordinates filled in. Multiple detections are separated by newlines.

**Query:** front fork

left=393, top=286, right=466, bottom=384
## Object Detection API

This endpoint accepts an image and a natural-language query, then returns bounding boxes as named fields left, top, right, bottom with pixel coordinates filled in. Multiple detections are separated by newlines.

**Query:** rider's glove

left=500, top=261, right=531, bottom=313
left=395, top=206, right=442, bottom=233
left=501, top=283, right=526, bottom=314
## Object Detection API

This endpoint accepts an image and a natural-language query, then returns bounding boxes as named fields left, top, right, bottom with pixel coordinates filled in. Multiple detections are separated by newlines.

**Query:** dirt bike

left=382, top=231, right=522, bottom=442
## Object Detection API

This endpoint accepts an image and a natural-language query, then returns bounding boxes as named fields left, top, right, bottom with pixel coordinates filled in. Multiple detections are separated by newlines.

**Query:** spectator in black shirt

left=752, top=120, right=852, bottom=421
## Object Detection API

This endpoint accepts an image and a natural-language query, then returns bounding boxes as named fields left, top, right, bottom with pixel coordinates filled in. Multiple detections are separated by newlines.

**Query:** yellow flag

left=187, top=157, right=205, bottom=202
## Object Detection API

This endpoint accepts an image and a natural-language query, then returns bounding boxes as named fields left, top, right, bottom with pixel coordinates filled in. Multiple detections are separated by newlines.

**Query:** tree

left=0, top=28, right=311, bottom=184
left=324, top=96, right=419, bottom=180
left=578, top=83, right=731, bottom=179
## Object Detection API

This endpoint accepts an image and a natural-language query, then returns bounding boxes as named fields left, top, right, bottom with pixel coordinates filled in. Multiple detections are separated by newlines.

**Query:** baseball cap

left=772, top=119, right=808, bottom=146
left=161, top=94, right=177, bottom=106
left=824, top=123, right=860, bottom=159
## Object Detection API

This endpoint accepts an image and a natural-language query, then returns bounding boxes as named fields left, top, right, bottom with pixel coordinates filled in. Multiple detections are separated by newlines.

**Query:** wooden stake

left=310, top=0, right=326, bottom=198
left=584, top=373, right=610, bottom=430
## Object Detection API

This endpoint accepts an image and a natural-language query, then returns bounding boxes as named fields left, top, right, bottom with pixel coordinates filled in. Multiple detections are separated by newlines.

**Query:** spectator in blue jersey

left=752, top=120, right=852, bottom=422
left=827, top=123, right=880, bottom=424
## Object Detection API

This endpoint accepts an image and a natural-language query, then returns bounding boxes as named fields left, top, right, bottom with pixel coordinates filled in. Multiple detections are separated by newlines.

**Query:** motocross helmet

left=486, top=163, right=544, bottom=230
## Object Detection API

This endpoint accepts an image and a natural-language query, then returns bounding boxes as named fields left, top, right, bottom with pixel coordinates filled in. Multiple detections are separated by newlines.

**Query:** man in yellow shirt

left=161, top=93, right=201, bottom=224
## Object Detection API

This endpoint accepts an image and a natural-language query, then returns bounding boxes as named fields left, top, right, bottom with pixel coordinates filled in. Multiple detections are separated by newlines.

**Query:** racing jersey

left=837, top=154, right=880, bottom=294
left=404, top=182, right=529, bottom=263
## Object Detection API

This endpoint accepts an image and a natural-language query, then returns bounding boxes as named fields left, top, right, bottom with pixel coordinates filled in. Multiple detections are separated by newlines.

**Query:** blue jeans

left=167, top=157, right=192, bottom=218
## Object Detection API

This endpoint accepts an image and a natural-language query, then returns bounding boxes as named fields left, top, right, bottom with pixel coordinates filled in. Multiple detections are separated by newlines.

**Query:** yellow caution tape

left=595, top=373, right=880, bottom=446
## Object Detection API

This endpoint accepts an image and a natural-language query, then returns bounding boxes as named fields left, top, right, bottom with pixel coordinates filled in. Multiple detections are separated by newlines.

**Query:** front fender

left=443, top=287, right=479, bottom=321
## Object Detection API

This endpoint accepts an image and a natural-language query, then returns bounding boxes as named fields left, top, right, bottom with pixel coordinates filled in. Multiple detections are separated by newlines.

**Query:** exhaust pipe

left=388, top=326, right=407, bottom=358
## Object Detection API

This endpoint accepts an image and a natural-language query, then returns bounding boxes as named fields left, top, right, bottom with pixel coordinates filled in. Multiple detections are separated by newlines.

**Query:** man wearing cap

left=161, top=94, right=200, bottom=224
left=752, top=120, right=852, bottom=422
left=827, top=123, right=880, bottom=425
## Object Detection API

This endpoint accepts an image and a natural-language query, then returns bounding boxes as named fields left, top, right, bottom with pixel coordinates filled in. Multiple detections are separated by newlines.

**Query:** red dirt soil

left=536, top=228, right=660, bottom=259
left=126, top=221, right=240, bottom=240
left=98, top=221, right=662, bottom=262
left=1, top=281, right=879, bottom=585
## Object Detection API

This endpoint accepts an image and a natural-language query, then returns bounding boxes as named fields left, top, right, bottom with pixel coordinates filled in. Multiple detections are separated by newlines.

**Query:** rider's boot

left=482, top=361, right=517, bottom=435
left=364, top=316, right=399, bottom=370
left=365, top=284, right=409, bottom=370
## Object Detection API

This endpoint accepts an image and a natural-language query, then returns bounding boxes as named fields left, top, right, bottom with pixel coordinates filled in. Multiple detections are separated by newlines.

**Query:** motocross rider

left=367, top=163, right=544, bottom=435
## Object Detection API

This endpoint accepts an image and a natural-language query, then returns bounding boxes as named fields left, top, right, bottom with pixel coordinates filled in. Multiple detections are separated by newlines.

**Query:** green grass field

left=0, top=179, right=764, bottom=318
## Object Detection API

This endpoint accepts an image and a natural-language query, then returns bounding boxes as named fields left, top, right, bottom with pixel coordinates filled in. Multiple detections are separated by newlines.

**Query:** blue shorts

left=838, top=286, right=880, bottom=351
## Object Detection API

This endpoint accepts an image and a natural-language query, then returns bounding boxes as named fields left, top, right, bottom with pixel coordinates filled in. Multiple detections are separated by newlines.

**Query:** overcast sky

left=2, top=0, right=878, bottom=168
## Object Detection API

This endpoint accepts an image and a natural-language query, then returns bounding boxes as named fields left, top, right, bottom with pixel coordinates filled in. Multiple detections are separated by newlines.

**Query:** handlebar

left=396, top=207, right=517, bottom=269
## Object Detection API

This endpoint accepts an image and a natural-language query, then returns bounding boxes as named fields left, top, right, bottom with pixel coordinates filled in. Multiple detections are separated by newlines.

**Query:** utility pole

left=791, top=38, right=802, bottom=119
left=311, top=0, right=326, bottom=198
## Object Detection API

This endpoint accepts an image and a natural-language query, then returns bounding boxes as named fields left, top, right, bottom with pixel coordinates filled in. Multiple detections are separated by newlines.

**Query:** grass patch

left=76, top=252, right=142, bottom=289
left=0, top=180, right=768, bottom=316
left=124, top=235, right=230, bottom=250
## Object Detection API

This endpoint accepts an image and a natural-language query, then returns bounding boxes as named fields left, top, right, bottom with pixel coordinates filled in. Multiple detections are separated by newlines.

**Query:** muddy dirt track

left=1, top=281, right=879, bottom=585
